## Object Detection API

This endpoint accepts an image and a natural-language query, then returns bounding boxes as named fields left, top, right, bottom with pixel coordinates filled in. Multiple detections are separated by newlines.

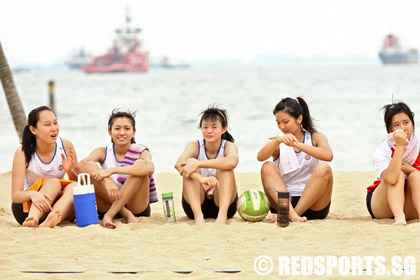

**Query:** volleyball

left=237, top=189, right=270, bottom=222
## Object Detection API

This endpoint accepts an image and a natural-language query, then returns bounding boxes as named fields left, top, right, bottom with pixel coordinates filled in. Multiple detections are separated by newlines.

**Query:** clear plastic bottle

left=277, top=191, right=289, bottom=227
left=162, top=192, right=176, bottom=223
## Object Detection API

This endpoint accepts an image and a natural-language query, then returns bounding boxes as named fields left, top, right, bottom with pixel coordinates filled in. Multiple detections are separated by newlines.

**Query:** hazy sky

left=1, top=0, right=420, bottom=66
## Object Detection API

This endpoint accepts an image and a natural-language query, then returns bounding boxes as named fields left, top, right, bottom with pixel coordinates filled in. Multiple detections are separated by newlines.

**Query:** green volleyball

left=237, top=189, right=270, bottom=222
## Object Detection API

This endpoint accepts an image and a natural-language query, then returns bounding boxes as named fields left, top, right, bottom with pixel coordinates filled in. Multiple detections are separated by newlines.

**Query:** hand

left=104, top=180, right=121, bottom=201
left=269, top=134, right=297, bottom=147
left=30, top=191, right=53, bottom=213
left=401, top=162, right=416, bottom=175
left=92, top=169, right=113, bottom=181
left=61, top=147, right=75, bottom=174
left=200, top=176, right=219, bottom=191
left=181, top=158, right=199, bottom=178
left=393, top=130, right=408, bottom=147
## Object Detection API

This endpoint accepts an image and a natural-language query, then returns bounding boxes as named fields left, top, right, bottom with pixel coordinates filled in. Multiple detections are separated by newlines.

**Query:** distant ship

left=66, top=48, right=92, bottom=69
left=82, top=9, right=149, bottom=73
left=156, top=56, right=190, bottom=69
left=378, top=34, right=418, bottom=64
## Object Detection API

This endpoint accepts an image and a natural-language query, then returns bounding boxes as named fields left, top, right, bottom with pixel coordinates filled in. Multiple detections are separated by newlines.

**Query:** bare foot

left=289, top=212, right=307, bottom=223
left=393, top=215, right=407, bottom=226
left=268, top=213, right=276, bottom=223
left=102, top=215, right=117, bottom=229
left=194, top=216, right=205, bottom=225
left=39, top=210, right=62, bottom=228
left=215, top=214, right=227, bottom=224
left=124, top=212, right=138, bottom=224
left=22, top=216, right=39, bottom=228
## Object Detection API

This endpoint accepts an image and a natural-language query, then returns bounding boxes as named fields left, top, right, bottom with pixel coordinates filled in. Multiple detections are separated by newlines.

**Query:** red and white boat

left=82, top=11, right=149, bottom=73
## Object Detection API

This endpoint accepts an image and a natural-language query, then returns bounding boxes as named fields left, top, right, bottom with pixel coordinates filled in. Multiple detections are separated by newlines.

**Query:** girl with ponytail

left=257, top=97, right=333, bottom=223
left=175, top=105, right=239, bottom=225
left=11, top=106, right=78, bottom=228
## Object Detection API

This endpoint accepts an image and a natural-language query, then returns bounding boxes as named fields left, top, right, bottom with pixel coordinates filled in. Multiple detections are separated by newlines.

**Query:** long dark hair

left=21, top=106, right=55, bottom=163
left=108, top=109, right=137, bottom=144
left=382, top=102, right=415, bottom=133
left=273, top=97, right=317, bottom=133
left=198, top=106, right=234, bottom=143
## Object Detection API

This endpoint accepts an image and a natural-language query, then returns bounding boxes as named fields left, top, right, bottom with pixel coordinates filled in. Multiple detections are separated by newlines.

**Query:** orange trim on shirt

left=23, top=178, right=76, bottom=213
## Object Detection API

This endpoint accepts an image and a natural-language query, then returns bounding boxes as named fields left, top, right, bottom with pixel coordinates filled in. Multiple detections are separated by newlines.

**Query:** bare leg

left=102, top=175, right=148, bottom=228
left=404, top=171, right=420, bottom=220
left=214, top=170, right=236, bottom=224
left=81, top=162, right=133, bottom=218
left=183, top=175, right=205, bottom=225
left=125, top=175, right=150, bottom=223
left=260, top=162, right=306, bottom=222
left=50, top=182, right=76, bottom=221
left=294, top=162, right=333, bottom=216
left=23, top=178, right=61, bottom=228
left=371, top=171, right=407, bottom=226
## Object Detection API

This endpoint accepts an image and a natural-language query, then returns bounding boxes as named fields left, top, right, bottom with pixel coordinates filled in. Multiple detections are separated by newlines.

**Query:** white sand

left=1, top=171, right=419, bottom=279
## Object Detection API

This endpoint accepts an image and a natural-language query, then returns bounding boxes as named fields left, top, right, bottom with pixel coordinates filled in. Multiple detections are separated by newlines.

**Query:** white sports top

left=101, top=145, right=124, bottom=189
left=274, top=132, right=319, bottom=196
left=196, top=139, right=227, bottom=178
left=24, top=137, right=67, bottom=191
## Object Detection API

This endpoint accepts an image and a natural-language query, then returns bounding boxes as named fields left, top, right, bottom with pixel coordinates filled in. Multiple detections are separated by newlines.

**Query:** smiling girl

left=257, top=97, right=333, bottom=222
left=175, top=106, right=239, bottom=225
left=76, top=109, right=155, bottom=229
left=366, top=102, right=420, bottom=225
left=11, top=106, right=78, bottom=228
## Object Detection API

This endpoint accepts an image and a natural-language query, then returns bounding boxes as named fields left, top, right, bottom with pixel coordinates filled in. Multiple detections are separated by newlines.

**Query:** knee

left=313, top=162, right=332, bottom=178
left=408, top=170, right=420, bottom=182
left=261, top=161, right=277, bottom=177
left=216, top=169, right=234, bottom=178
left=45, top=178, right=61, bottom=188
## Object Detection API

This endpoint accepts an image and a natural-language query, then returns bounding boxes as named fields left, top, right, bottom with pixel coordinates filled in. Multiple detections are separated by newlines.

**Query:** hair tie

left=218, top=110, right=227, bottom=124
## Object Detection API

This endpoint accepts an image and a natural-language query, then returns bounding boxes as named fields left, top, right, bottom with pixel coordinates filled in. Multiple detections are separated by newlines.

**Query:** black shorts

left=270, top=196, right=330, bottom=220
left=97, top=204, right=151, bottom=220
left=366, top=188, right=376, bottom=219
left=182, top=193, right=238, bottom=219
left=12, top=202, right=76, bottom=225
left=12, top=202, right=48, bottom=225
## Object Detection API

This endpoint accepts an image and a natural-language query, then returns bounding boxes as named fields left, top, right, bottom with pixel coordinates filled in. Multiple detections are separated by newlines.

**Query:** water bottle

left=277, top=191, right=289, bottom=227
left=162, top=192, right=176, bottom=223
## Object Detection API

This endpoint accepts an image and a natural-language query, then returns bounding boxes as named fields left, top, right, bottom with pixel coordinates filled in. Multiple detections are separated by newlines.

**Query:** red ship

left=82, top=11, right=149, bottom=73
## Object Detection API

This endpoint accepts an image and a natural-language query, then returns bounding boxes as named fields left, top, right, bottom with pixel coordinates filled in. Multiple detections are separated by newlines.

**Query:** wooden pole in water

left=48, top=80, right=55, bottom=113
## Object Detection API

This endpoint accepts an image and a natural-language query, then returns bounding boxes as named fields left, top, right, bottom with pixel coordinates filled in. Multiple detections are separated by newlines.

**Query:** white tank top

left=196, top=139, right=227, bottom=178
left=274, top=132, right=319, bottom=196
left=101, top=145, right=123, bottom=189
left=24, top=137, right=67, bottom=190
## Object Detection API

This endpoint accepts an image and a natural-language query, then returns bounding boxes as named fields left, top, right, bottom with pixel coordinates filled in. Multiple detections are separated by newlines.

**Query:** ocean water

left=1, top=64, right=419, bottom=175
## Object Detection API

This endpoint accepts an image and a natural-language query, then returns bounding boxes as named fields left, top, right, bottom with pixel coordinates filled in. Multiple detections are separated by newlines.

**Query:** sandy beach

left=1, top=171, right=419, bottom=279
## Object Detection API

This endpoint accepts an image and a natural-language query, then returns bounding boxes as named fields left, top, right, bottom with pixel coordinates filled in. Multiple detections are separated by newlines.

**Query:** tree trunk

left=0, top=40, right=26, bottom=141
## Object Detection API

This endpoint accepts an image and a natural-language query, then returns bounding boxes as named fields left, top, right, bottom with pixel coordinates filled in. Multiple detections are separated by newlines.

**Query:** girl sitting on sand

left=11, top=106, right=78, bottom=228
left=257, top=97, right=333, bottom=222
left=366, top=102, right=420, bottom=226
left=76, top=109, right=156, bottom=229
left=175, top=106, right=239, bottom=225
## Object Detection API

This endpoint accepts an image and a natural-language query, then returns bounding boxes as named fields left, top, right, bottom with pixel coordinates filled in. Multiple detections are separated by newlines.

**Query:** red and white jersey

left=374, top=133, right=420, bottom=181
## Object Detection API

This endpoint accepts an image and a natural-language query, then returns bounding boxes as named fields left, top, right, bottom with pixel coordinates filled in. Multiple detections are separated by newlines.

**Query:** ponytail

left=21, top=125, right=36, bottom=163
left=296, top=97, right=316, bottom=133
left=273, top=97, right=317, bottom=133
